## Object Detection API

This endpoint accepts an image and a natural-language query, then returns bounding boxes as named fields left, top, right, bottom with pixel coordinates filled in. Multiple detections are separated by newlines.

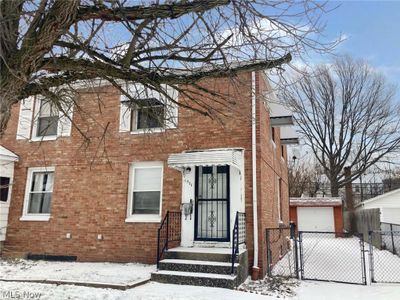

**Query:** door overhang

left=0, top=146, right=19, bottom=162
left=168, top=148, right=243, bottom=171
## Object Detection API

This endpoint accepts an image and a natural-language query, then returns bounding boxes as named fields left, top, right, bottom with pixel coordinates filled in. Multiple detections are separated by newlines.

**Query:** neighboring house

left=290, top=197, right=343, bottom=232
left=0, top=71, right=297, bottom=287
left=356, top=188, right=400, bottom=224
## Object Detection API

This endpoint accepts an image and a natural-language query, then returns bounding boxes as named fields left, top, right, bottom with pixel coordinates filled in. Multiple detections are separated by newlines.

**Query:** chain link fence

left=299, top=232, right=367, bottom=285
left=369, top=227, right=400, bottom=283
left=266, top=225, right=298, bottom=278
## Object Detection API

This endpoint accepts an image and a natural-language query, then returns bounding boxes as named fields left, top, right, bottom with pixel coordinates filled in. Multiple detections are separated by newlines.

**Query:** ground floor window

left=21, top=167, right=54, bottom=221
left=126, top=162, right=163, bottom=223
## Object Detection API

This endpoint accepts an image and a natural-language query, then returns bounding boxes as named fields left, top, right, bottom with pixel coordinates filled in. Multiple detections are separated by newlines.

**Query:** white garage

left=297, top=207, right=335, bottom=232
left=290, top=197, right=343, bottom=233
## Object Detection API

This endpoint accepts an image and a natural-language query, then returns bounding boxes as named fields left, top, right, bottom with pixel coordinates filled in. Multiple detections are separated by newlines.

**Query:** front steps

left=151, top=247, right=248, bottom=289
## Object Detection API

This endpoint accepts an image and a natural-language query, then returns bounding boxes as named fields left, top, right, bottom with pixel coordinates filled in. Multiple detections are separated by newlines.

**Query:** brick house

left=0, top=70, right=297, bottom=287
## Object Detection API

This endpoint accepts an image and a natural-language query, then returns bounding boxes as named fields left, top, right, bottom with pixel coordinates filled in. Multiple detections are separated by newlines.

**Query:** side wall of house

left=255, top=72, right=290, bottom=278
left=0, top=73, right=257, bottom=263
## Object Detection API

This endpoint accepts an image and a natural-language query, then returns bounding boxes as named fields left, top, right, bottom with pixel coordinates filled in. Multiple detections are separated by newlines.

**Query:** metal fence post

left=390, top=224, right=396, bottom=254
left=289, top=222, right=299, bottom=279
left=369, top=231, right=375, bottom=283
left=266, top=229, right=271, bottom=276
left=359, top=234, right=367, bottom=285
left=298, top=231, right=303, bottom=279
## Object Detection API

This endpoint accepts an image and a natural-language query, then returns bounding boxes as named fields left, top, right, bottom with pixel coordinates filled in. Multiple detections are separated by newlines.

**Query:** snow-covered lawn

left=0, top=258, right=155, bottom=285
left=0, top=281, right=268, bottom=300
left=0, top=280, right=399, bottom=299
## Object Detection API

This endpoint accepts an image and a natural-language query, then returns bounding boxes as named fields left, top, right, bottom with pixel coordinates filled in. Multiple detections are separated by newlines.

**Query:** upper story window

left=126, top=161, right=163, bottom=223
left=21, top=167, right=55, bottom=221
left=36, top=99, right=59, bottom=137
left=16, top=96, right=73, bottom=141
left=131, top=98, right=165, bottom=131
left=119, top=83, right=178, bottom=134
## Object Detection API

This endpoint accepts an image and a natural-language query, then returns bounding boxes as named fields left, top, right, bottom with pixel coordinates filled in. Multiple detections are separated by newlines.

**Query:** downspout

left=251, top=71, right=260, bottom=280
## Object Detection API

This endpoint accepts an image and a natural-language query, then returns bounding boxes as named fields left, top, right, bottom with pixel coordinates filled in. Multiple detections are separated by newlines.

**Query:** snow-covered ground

left=0, top=258, right=155, bottom=285
left=0, top=279, right=399, bottom=299
left=300, top=235, right=366, bottom=284
left=1, top=237, right=400, bottom=299
left=371, top=246, right=400, bottom=283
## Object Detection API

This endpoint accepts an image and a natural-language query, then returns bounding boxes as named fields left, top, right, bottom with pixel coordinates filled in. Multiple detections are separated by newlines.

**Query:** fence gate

left=299, top=231, right=367, bottom=285
left=369, top=229, right=400, bottom=283
left=266, top=225, right=298, bottom=278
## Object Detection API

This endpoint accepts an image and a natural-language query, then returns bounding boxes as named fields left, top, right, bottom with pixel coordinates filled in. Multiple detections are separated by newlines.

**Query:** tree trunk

left=330, top=180, right=340, bottom=197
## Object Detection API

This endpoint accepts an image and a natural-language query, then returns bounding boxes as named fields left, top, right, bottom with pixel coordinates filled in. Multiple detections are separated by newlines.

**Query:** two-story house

left=0, top=70, right=297, bottom=288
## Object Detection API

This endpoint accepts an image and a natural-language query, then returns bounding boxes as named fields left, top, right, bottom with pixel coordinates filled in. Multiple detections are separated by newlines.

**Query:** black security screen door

left=195, top=165, right=230, bottom=241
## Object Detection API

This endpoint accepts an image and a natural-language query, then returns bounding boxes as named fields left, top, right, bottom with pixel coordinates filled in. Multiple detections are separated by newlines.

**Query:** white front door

left=195, top=166, right=230, bottom=241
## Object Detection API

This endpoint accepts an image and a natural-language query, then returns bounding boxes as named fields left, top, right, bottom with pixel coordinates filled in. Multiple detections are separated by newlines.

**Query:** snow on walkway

left=0, top=258, right=155, bottom=285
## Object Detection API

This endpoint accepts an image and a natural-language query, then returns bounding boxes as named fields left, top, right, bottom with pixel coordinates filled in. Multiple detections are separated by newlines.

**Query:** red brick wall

left=289, top=206, right=298, bottom=225
left=333, top=206, right=344, bottom=233
left=253, top=72, right=289, bottom=278
left=0, top=72, right=289, bottom=273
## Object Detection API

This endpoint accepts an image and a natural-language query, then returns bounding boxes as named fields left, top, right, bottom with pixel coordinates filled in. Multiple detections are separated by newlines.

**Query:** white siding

left=0, top=160, right=15, bottom=241
left=381, top=208, right=400, bottom=225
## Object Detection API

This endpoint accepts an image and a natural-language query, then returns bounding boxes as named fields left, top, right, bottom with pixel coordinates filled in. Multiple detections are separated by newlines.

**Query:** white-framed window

left=119, top=83, right=178, bottom=134
left=129, top=98, right=165, bottom=131
left=20, top=167, right=55, bottom=221
left=16, top=96, right=73, bottom=141
left=126, top=162, right=163, bottom=223
left=32, top=98, right=59, bottom=139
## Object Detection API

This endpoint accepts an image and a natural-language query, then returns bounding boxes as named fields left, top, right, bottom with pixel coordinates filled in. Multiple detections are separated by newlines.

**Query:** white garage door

left=297, top=207, right=335, bottom=232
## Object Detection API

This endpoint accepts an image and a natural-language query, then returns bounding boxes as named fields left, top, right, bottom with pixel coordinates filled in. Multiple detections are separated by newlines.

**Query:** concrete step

left=159, top=259, right=238, bottom=274
left=151, top=270, right=237, bottom=289
left=164, top=247, right=241, bottom=263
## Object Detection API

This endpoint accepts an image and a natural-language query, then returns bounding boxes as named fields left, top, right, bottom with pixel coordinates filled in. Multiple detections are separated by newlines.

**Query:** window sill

left=20, top=215, right=50, bottom=222
left=125, top=215, right=161, bottom=223
left=130, top=128, right=165, bottom=135
left=30, top=135, right=57, bottom=142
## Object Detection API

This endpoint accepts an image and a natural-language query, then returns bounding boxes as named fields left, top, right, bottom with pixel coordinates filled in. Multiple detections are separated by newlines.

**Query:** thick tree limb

left=76, top=0, right=230, bottom=22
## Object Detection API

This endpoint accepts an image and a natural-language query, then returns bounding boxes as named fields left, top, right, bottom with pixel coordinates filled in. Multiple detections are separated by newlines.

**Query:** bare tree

left=282, top=56, right=400, bottom=197
left=0, top=0, right=338, bottom=137
left=288, top=158, right=325, bottom=197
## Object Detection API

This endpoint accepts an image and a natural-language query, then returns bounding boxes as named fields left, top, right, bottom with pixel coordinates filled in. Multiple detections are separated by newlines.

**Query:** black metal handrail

left=231, top=212, right=246, bottom=274
left=156, top=211, right=181, bottom=268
